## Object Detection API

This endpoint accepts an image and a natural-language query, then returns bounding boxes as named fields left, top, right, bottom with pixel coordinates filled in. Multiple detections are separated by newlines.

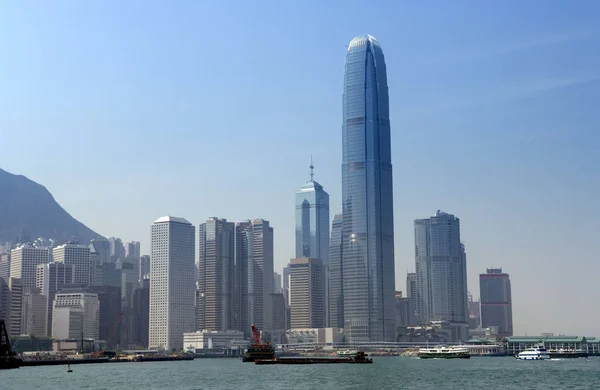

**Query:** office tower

left=132, top=279, right=150, bottom=348
left=235, top=219, right=274, bottom=336
left=271, top=293, right=287, bottom=330
left=20, top=287, right=47, bottom=336
left=274, top=272, right=282, bottom=293
left=89, top=244, right=100, bottom=286
left=109, top=237, right=125, bottom=263
left=289, top=257, right=325, bottom=329
left=37, top=262, right=75, bottom=336
left=406, top=273, right=417, bottom=299
left=480, top=268, right=513, bottom=337
left=0, top=278, right=9, bottom=325
left=52, top=292, right=100, bottom=340
left=120, top=257, right=139, bottom=347
left=149, top=216, right=195, bottom=351
left=0, top=253, right=10, bottom=282
left=295, top=161, right=330, bottom=260
left=406, top=272, right=418, bottom=325
left=296, top=161, right=330, bottom=325
left=53, top=243, right=91, bottom=286
left=328, top=214, right=344, bottom=328
left=85, top=285, right=121, bottom=347
left=8, top=277, right=23, bottom=336
left=341, top=34, right=396, bottom=342
left=93, top=262, right=122, bottom=288
left=139, top=255, right=150, bottom=280
left=395, top=291, right=416, bottom=327
left=415, top=210, right=469, bottom=341
left=467, top=292, right=481, bottom=329
left=10, top=245, right=49, bottom=288
left=197, top=218, right=235, bottom=332
left=125, top=241, right=140, bottom=260
left=90, top=238, right=111, bottom=265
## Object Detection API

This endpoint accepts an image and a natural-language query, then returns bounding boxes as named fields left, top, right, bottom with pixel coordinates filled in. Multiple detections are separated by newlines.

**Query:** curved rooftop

left=348, top=34, right=381, bottom=50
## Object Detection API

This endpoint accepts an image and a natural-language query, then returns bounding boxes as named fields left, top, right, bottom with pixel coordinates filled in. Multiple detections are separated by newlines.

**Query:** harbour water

left=3, top=356, right=598, bottom=389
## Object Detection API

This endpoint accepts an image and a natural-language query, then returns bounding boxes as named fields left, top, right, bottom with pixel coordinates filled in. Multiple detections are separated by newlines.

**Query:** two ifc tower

left=294, top=34, right=396, bottom=343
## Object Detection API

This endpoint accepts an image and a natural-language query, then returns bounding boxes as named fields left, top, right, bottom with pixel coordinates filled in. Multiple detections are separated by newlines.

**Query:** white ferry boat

left=516, top=346, right=550, bottom=360
left=418, top=346, right=470, bottom=359
left=337, top=349, right=358, bottom=357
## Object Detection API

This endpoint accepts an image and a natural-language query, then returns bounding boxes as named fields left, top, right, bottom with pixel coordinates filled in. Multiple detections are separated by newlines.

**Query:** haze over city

left=1, top=0, right=599, bottom=339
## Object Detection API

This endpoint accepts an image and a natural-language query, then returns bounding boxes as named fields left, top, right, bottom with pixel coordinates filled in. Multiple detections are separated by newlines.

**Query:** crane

left=251, top=324, right=270, bottom=347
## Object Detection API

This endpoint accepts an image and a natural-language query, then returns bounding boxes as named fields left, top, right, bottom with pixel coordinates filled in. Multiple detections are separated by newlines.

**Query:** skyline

left=1, top=1, right=600, bottom=337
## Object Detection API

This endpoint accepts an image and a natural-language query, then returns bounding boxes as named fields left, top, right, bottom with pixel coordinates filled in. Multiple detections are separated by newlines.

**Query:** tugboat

left=0, top=320, right=23, bottom=370
left=242, top=324, right=275, bottom=362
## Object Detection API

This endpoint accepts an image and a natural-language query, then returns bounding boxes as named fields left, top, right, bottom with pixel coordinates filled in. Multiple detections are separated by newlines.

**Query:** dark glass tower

left=341, top=34, right=396, bottom=342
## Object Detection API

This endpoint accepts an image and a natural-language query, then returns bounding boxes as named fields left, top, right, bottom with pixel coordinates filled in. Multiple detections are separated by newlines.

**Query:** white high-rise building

left=53, top=244, right=91, bottom=286
left=10, top=245, right=49, bottom=288
left=149, top=216, right=195, bottom=351
left=52, top=292, right=99, bottom=340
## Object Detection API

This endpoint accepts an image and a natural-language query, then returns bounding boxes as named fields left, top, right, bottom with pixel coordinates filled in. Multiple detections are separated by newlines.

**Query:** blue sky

left=1, top=0, right=599, bottom=336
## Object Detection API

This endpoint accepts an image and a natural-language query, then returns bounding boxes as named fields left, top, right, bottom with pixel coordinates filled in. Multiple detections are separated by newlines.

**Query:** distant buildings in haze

left=415, top=210, right=469, bottom=342
left=480, top=268, right=513, bottom=337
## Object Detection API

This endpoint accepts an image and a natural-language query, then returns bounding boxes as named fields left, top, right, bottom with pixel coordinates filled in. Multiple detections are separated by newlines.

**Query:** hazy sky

left=1, top=0, right=599, bottom=336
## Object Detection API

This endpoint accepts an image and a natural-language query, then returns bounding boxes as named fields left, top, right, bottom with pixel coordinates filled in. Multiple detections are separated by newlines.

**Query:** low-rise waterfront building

left=183, top=330, right=245, bottom=351
left=285, top=327, right=344, bottom=346
left=505, top=335, right=600, bottom=355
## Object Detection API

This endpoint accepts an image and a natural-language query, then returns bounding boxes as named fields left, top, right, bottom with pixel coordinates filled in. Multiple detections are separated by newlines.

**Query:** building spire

left=310, top=155, right=314, bottom=182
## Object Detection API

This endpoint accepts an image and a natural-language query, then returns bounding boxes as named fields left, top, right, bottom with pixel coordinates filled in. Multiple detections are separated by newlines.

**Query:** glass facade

left=328, top=214, right=344, bottom=328
left=295, top=179, right=330, bottom=262
left=198, top=218, right=235, bottom=332
left=341, top=35, right=396, bottom=342
left=414, top=211, right=469, bottom=342
left=295, top=169, right=330, bottom=326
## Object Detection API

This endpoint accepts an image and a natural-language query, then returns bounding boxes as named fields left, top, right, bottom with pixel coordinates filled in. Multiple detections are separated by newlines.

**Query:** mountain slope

left=0, top=168, right=103, bottom=244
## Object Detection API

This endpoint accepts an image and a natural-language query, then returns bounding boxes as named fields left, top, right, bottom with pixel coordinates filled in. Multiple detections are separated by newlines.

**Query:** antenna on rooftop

left=310, top=155, right=314, bottom=182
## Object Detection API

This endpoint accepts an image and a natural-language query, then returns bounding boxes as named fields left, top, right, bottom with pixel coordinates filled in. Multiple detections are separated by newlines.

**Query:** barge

left=242, top=324, right=275, bottom=362
left=255, top=351, right=373, bottom=365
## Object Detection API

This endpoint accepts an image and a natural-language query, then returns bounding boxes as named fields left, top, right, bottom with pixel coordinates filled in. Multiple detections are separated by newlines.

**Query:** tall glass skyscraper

left=295, top=162, right=330, bottom=262
left=295, top=162, right=330, bottom=325
left=341, top=34, right=396, bottom=342
left=414, top=211, right=469, bottom=342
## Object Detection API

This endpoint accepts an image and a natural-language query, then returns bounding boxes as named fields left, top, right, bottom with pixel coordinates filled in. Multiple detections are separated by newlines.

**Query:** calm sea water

left=3, top=357, right=598, bottom=389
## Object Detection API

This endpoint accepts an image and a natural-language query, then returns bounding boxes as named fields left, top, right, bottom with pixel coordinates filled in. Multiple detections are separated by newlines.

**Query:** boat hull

left=548, top=352, right=589, bottom=359
left=418, top=353, right=470, bottom=359
left=255, top=357, right=373, bottom=365
left=0, top=358, right=22, bottom=370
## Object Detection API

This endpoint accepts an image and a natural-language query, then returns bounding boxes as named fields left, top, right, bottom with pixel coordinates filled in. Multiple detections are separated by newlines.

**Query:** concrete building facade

left=289, top=257, right=325, bottom=329
left=149, top=216, right=195, bottom=351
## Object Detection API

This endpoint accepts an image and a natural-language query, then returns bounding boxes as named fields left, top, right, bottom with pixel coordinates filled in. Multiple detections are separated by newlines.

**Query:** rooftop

left=154, top=216, right=191, bottom=225
left=348, top=34, right=380, bottom=50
